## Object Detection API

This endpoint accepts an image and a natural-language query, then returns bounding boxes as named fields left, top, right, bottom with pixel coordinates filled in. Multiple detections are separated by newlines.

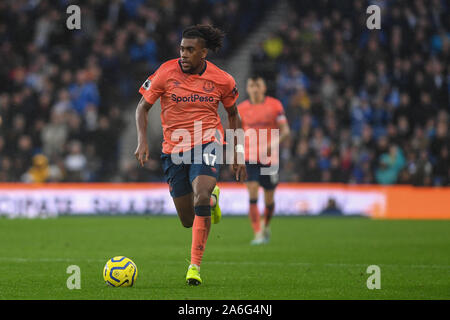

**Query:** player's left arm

left=268, top=102, right=290, bottom=154
left=224, top=104, right=248, bottom=182
left=277, top=121, right=291, bottom=145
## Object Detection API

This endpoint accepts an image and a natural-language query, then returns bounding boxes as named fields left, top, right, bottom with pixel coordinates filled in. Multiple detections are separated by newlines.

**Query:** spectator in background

left=434, top=146, right=449, bottom=186
left=430, top=120, right=449, bottom=160
left=41, top=111, right=68, bottom=160
left=66, top=111, right=86, bottom=144
left=303, top=157, right=321, bottom=182
left=0, top=157, right=14, bottom=182
left=64, top=140, right=87, bottom=182
left=277, top=65, right=309, bottom=107
left=14, top=135, right=34, bottom=179
left=52, top=89, right=72, bottom=115
left=375, top=145, right=406, bottom=185
left=94, top=116, right=120, bottom=181
left=410, top=150, right=434, bottom=186
left=320, top=198, right=343, bottom=215
left=130, top=30, right=158, bottom=70
left=21, top=154, right=63, bottom=183
left=69, top=70, right=100, bottom=115
left=263, top=32, right=283, bottom=60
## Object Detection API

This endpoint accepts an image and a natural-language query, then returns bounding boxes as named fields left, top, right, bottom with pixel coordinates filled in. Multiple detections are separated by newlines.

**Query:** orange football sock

left=264, top=203, right=275, bottom=227
left=190, top=215, right=211, bottom=267
left=249, top=202, right=261, bottom=234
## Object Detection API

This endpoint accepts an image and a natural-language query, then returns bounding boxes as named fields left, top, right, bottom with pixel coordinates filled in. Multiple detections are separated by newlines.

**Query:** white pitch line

left=0, top=257, right=449, bottom=270
left=204, top=260, right=450, bottom=270
left=0, top=257, right=105, bottom=263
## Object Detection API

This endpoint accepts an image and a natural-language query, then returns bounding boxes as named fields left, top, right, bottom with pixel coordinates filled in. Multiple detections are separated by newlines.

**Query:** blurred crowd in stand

left=251, top=0, right=449, bottom=186
left=0, top=0, right=270, bottom=182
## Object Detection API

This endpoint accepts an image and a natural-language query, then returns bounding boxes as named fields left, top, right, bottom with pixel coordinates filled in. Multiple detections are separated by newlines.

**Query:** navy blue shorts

left=245, top=163, right=279, bottom=190
left=161, top=142, right=222, bottom=198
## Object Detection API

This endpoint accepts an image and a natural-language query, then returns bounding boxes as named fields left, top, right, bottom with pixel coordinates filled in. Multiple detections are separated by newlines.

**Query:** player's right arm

left=135, top=96, right=153, bottom=167
left=134, top=63, right=167, bottom=167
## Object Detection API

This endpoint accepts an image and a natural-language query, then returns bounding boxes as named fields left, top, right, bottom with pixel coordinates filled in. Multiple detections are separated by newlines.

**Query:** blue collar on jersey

left=178, top=59, right=207, bottom=76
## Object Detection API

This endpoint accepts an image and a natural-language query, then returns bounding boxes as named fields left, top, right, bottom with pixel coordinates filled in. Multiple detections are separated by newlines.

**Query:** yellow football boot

left=186, top=264, right=202, bottom=286
left=210, top=185, right=221, bottom=224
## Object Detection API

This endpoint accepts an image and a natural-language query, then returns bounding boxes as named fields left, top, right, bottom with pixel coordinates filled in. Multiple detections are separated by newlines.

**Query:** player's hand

left=134, top=142, right=149, bottom=167
left=267, top=141, right=279, bottom=158
left=232, top=164, right=247, bottom=182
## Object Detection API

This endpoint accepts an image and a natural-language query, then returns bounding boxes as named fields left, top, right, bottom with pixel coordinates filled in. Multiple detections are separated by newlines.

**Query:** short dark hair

left=248, top=74, right=265, bottom=82
left=182, top=24, right=225, bottom=52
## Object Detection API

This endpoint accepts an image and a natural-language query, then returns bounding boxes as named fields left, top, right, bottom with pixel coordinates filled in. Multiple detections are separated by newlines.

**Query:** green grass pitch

left=0, top=216, right=449, bottom=299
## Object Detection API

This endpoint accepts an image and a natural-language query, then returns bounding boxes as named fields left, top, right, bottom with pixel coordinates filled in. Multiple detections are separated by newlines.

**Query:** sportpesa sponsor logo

left=171, top=94, right=214, bottom=103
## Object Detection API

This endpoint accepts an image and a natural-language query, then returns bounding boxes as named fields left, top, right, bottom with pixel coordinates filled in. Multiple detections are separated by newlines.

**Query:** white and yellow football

left=103, top=256, right=138, bottom=287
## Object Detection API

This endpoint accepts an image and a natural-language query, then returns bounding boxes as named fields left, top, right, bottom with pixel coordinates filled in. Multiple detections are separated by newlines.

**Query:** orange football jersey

left=237, top=96, right=287, bottom=164
left=139, top=59, right=239, bottom=154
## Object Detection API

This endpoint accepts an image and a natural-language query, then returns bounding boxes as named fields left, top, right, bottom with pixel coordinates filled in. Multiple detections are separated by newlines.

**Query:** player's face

left=247, top=78, right=266, bottom=100
left=179, top=38, right=207, bottom=73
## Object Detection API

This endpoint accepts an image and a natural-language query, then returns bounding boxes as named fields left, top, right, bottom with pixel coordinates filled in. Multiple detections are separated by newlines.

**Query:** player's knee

left=193, top=191, right=212, bottom=206
left=181, top=220, right=193, bottom=228
left=179, top=214, right=194, bottom=228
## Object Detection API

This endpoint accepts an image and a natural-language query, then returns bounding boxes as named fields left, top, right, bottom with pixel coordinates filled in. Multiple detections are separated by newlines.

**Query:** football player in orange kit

left=237, top=75, right=290, bottom=245
left=135, top=25, right=247, bottom=285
